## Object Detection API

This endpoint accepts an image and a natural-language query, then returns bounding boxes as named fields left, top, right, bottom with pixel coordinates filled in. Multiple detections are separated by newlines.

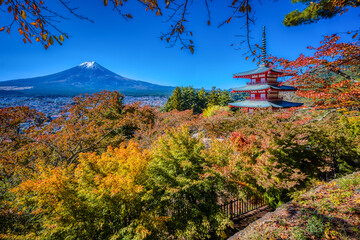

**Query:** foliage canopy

left=0, top=91, right=359, bottom=239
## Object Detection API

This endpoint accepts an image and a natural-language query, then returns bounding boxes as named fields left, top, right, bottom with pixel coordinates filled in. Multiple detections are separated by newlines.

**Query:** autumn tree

left=0, top=106, right=46, bottom=236
left=272, top=35, right=359, bottom=109
left=133, top=108, right=200, bottom=148
left=0, top=106, right=46, bottom=180
left=29, top=91, right=156, bottom=166
left=6, top=142, right=167, bottom=239
left=0, top=91, right=158, bottom=193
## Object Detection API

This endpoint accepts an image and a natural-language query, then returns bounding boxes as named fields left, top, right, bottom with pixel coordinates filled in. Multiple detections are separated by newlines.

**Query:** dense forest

left=0, top=85, right=359, bottom=239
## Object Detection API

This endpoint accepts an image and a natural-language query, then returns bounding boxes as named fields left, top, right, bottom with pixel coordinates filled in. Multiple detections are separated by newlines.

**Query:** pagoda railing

left=246, top=81, right=279, bottom=85
left=246, top=97, right=283, bottom=101
left=268, top=96, right=283, bottom=101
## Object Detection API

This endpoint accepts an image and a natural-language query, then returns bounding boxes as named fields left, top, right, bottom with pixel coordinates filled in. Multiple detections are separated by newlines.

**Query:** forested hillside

left=1, top=89, right=359, bottom=239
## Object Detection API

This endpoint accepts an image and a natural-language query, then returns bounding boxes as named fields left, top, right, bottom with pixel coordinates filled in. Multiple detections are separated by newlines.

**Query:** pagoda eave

left=229, top=100, right=304, bottom=108
left=233, top=72, right=293, bottom=79
left=233, top=66, right=293, bottom=79
left=231, top=84, right=298, bottom=92
left=231, top=90, right=268, bottom=93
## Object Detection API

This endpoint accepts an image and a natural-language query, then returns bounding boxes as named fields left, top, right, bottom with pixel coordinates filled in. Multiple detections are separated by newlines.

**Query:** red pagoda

left=229, top=27, right=303, bottom=112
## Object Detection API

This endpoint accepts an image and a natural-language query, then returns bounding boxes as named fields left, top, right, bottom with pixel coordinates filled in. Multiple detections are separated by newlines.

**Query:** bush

left=202, top=105, right=231, bottom=118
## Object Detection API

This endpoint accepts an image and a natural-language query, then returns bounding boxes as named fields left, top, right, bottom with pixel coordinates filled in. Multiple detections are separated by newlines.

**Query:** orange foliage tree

left=133, top=109, right=199, bottom=148
left=0, top=106, right=45, bottom=180
left=0, top=91, right=159, bottom=204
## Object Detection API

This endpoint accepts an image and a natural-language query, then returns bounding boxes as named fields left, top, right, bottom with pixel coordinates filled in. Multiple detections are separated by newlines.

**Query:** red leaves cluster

left=230, top=131, right=256, bottom=151
left=272, top=35, right=360, bottom=109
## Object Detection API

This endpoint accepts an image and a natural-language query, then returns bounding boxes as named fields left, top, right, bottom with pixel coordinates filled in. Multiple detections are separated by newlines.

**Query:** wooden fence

left=220, top=197, right=267, bottom=220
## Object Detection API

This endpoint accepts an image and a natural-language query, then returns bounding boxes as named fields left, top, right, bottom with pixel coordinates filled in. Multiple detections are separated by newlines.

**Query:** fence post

left=241, top=199, right=243, bottom=214
left=236, top=199, right=239, bottom=218
left=219, top=195, right=268, bottom=219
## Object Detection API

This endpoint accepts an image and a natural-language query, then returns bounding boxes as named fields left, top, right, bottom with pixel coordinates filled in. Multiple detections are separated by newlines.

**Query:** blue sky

left=0, top=0, right=358, bottom=89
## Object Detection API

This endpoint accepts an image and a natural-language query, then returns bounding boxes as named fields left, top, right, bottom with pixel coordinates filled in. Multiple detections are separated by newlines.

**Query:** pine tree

left=196, top=88, right=208, bottom=112
left=181, top=86, right=197, bottom=110
left=219, top=89, right=232, bottom=106
left=207, top=87, right=220, bottom=107
left=164, top=87, right=182, bottom=111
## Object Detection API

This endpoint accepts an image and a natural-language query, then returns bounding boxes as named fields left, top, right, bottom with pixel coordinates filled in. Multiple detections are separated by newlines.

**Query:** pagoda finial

left=262, top=26, right=267, bottom=65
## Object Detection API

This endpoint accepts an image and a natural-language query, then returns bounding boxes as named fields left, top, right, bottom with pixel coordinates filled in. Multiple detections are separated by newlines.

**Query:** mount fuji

left=0, top=62, right=174, bottom=96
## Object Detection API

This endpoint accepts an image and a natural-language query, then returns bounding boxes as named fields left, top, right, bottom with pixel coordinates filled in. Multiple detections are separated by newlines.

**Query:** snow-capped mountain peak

left=79, top=61, right=98, bottom=69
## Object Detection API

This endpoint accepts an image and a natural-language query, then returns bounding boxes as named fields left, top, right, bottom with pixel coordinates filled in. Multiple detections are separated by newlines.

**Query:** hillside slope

left=229, top=172, right=360, bottom=240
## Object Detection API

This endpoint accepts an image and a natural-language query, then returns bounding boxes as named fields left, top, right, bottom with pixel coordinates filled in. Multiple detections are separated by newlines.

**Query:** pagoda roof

left=232, top=84, right=297, bottom=92
left=233, top=65, right=290, bottom=78
left=229, top=100, right=303, bottom=108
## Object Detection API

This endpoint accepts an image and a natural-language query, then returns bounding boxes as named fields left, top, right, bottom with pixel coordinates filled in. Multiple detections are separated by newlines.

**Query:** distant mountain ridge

left=0, top=62, right=174, bottom=96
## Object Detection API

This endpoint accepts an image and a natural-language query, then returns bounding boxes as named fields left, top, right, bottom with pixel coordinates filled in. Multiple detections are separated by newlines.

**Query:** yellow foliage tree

left=9, top=141, right=165, bottom=239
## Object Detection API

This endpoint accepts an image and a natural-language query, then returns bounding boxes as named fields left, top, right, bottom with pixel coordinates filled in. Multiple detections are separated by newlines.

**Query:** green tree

left=181, top=86, right=197, bottom=111
left=164, top=86, right=232, bottom=113
left=219, top=89, right=232, bottom=106
left=197, top=88, right=208, bottom=111
left=145, top=128, right=230, bottom=239
left=207, top=87, right=221, bottom=107
left=164, top=86, right=182, bottom=111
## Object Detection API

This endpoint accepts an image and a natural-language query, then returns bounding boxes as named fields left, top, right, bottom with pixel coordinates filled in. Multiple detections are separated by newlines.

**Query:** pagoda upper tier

left=233, top=65, right=291, bottom=79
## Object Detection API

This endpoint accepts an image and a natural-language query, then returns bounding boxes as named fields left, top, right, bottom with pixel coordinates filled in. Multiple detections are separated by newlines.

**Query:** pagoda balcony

left=246, top=96, right=283, bottom=101
left=246, top=81, right=279, bottom=85
left=268, top=96, right=283, bottom=101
